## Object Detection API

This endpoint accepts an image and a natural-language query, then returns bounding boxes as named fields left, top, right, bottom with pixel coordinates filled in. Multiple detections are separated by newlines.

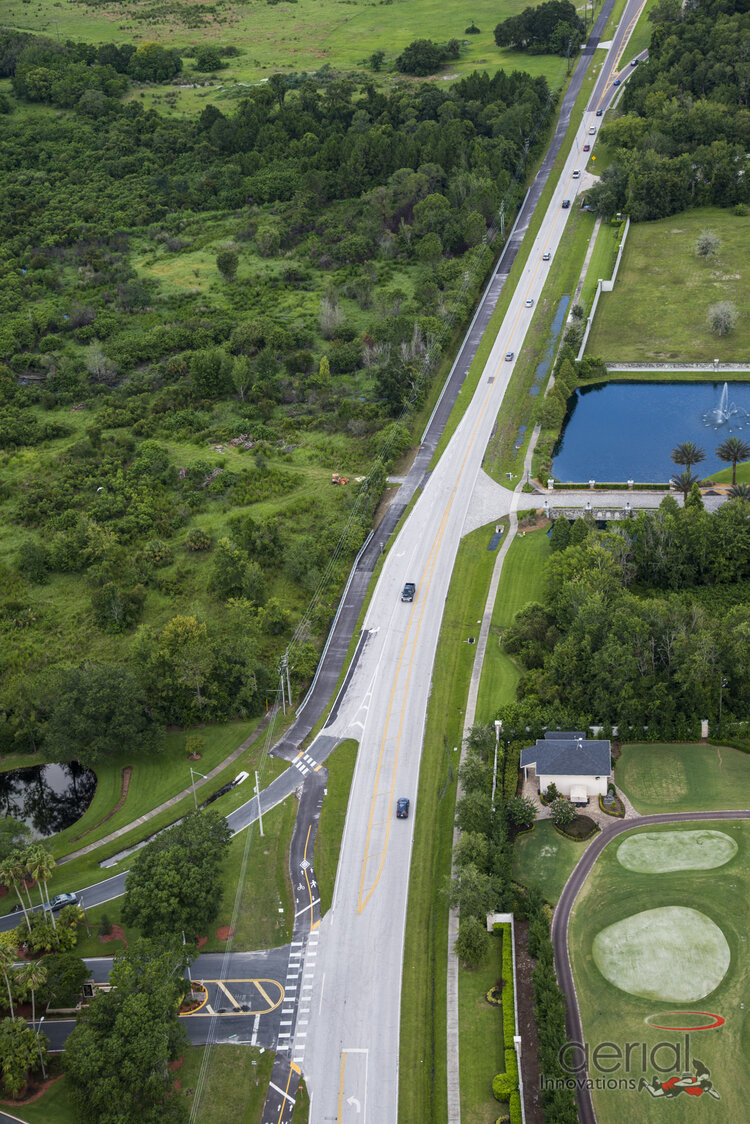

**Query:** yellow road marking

left=276, top=1061, right=300, bottom=1124
left=216, top=981, right=242, bottom=1009
left=337, top=1052, right=347, bottom=1122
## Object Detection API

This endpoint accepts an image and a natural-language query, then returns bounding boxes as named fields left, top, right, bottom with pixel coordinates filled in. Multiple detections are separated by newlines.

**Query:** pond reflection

left=0, top=763, right=96, bottom=838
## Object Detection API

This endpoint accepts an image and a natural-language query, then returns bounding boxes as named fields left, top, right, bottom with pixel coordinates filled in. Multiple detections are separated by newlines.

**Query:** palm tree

left=0, top=943, right=17, bottom=1018
left=0, top=853, right=32, bottom=934
left=15, top=960, right=47, bottom=1030
left=729, top=482, right=750, bottom=500
left=671, top=470, right=700, bottom=501
left=671, top=441, right=706, bottom=470
left=716, top=436, right=750, bottom=486
left=25, top=846, right=57, bottom=932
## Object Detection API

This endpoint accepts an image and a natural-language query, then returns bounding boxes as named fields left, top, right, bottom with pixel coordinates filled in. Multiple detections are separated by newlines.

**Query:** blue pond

left=552, top=381, right=750, bottom=483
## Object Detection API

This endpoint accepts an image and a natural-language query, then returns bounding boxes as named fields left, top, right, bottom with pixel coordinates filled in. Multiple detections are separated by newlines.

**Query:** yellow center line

left=276, top=1061, right=299, bottom=1124
left=356, top=286, right=536, bottom=912
left=337, top=1051, right=347, bottom=1122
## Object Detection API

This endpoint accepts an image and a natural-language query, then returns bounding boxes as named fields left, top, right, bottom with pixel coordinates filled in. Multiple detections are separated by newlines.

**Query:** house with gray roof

left=520, top=731, right=611, bottom=805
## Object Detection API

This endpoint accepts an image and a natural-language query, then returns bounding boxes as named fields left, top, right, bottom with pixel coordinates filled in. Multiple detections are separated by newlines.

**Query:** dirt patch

left=215, top=925, right=234, bottom=941
left=518, top=512, right=550, bottom=532
left=195, top=935, right=208, bottom=948
left=168, top=1057, right=184, bottom=1072
left=0, top=886, right=7, bottom=899
left=0, top=1074, right=63, bottom=1106
left=99, top=924, right=128, bottom=947
left=373, top=484, right=400, bottom=527
left=514, top=919, right=544, bottom=1124
left=71, top=766, right=133, bottom=842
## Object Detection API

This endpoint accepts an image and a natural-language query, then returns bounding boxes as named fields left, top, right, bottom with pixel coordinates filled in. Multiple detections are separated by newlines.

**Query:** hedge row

left=492, top=924, right=522, bottom=1123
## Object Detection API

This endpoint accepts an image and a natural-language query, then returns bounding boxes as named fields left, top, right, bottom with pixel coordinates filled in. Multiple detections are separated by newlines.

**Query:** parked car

left=44, top=893, right=78, bottom=913
left=562, top=199, right=571, bottom=208
left=572, top=169, right=580, bottom=179
left=396, top=797, right=410, bottom=819
left=401, top=582, right=416, bottom=602
left=543, top=251, right=551, bottom=261
left=505, top=351, right=514, bottom=361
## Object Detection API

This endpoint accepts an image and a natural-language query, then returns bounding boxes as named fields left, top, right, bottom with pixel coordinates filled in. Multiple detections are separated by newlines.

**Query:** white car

left=572, top=169, right=580, bottom=178
left=543, top=251, right=551, bottom=261
left=589, top=126, right=596, bottom=135
left=525, top=298, right=534, bottom=308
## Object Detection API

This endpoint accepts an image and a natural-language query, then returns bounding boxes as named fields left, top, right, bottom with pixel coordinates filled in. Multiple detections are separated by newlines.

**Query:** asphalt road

left=550, top=810, right=750, bottom=1124
left=297, top=5, right=657, bottom=1117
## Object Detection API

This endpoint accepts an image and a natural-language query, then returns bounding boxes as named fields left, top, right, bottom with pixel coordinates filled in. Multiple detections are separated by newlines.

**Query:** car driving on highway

left=396, top=798, right=410, bottom=819
left=401, top=582, right=415, bottom=602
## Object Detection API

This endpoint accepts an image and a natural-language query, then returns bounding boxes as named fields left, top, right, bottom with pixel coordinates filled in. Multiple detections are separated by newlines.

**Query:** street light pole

left=36, top=1015, right=46, bottom=1080
left=491, top=720, right=502, bottom=812
left=190, top=768, right=207, bottom=811
left=255, top=771, right=264, bottom=838
left=719, top=677, right=728, bottom=727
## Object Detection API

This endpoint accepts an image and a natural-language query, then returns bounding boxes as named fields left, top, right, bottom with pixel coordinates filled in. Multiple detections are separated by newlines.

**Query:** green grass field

left=616, top=742, right=750, bottom=815
left=512, top=819, right=584, bottom=902
left=586, top=207, right=750, bottom=361
left=579, top=219, right=619, bottom=312
left=475, top=525, right=551, bottom=719
left=2, top=0, right=569, bottom=97
left=459, top=930, right=505, bottom=1124
left=9, top=1044, right=281, bottom=1124
left=569, top=819, right=749, bottom=1123
left=314, top=738, right=357, bottom=915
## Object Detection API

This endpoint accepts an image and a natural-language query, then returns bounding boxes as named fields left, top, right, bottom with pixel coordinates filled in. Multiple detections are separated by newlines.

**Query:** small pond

left=0, top=762, right=96, bottom=838
left=552, top=381, right=750, bottom=483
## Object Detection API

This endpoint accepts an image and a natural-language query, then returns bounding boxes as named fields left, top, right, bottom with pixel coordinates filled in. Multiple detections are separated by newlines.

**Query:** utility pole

left=255, top=771, right=264, bottom=837
left=190, top=768, right=207, bottom=811
left=36, top=1016, right=46, bottom=1080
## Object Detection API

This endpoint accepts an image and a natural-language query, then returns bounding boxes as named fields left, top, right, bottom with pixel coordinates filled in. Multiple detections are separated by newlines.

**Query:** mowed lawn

left=616, top=742, right=750, bottom=815
left=475, top=525, right=551, bottom=719
left=512, top=819, right=584, bottom=902
left=569, top=820, right=750, bottom=1124
left=459, top=929, right=505, bottom=1124
left=586, top=207, right=750, bottom=361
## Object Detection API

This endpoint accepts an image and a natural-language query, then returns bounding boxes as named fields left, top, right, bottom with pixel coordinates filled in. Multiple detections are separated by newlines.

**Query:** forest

left=588, top=0, right=750, bottom=219
left=0, top=28, right=555, bottom=758
left=503, top=496, right=750, bottom=737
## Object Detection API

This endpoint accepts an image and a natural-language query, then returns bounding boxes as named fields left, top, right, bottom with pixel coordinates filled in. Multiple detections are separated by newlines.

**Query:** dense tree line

left=494, top=1, right=585, bottom=56
left=587, top=0, right=750, bottom=219
left=503, top=497, right=750, bottom=734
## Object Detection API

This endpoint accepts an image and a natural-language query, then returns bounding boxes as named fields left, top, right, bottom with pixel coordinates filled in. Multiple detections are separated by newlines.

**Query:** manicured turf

left=579, top=218, right=619, bottom=312
left=593, top=905, right=731, bottom=1002
left=475, top=525, right=551, bottom=719
left=315, top=739, right=358, bottom=916
left=399, top=520, right=502, bottom=1123
left=511, top=819, right=585, bottom=902
left=616, top=828, right=738, bottom=873
left=458, top=930, right=504, bottom=1124
left=586, top=207, right=750, bottom=361
left=569, top=819, right=749, bottom=1123
left=616, top=742, right=750, bottom=815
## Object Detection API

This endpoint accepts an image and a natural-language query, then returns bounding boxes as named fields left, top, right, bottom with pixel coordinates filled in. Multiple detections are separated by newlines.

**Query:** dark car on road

left=401, top=582, right=416, bottom=602
left=562, top=199, right=571, bottom=208
left=44, top=893, right=78, bottom=913
left=396, top=798, right=410, bottom=819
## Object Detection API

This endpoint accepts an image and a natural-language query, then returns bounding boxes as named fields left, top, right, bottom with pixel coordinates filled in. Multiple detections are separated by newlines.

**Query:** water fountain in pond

left=703, top=382, right=745, bottom=429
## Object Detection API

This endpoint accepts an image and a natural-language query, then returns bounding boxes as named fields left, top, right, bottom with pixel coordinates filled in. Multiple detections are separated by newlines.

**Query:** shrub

left=99, top=914, right=113, bottom=936
left=185, top=527, right=212, bottom=551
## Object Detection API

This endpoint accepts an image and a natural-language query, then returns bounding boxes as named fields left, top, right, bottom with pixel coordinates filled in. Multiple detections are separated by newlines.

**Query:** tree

left=122, top=811, right=231, bottom=939
left=550, top=798, right=575, bottom=827
left=43, top=663, right=161, bottom=768
left=549, top=517, right=571, bottom=552
left=0, top=1016, right=47, bottom=1098
left=505, top=796, right=537, bottom=830
left=0, top=942, right=16, bottom=1018
left=671, top=469, right=700, bottom=501
left=716, top=436, right=750, bottom=485
left=395, top=39, right=446, bottom=77
left=25, top=845, right=56, bottom=931
left=671, top=441, right=706, bottom=470
left=707, top=301, right=738, bottom=337
left=729, top=482, right=750, bottom=500
left=695, top=230, right=720, bottom=259
left=454, top=915, right=490, bottom=967
left=216, top=248, right=238, bottom=280
left=36, top=953, right=88, bottom=1009
left=449, top=863, right=496, bottom=919
left=64, top=940, right=189, bottom=1124
left=210, top=538, right=248, bottom=599
left=230, top=356, right=252, bottom=401
left=0, top=851, right=32, bottom=932
left=369, top=50, right=385, bottom=72
left=14, top=960, right=46, bottom=1029
left=194, top=46, right=224, bottom=72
